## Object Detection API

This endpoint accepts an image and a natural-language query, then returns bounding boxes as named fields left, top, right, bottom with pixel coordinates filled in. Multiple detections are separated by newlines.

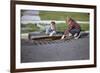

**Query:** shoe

left=74, top=33, right=81, bottom=39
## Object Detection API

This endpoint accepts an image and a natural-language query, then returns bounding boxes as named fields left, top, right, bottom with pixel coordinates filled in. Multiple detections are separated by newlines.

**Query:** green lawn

left=39, top=11, right=89, bottom=21
left=21, top=23, right=39, bottom=33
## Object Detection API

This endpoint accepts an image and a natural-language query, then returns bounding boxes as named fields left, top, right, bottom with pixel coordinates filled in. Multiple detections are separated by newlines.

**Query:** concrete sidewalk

left=21, top=33, right=89, bottom=63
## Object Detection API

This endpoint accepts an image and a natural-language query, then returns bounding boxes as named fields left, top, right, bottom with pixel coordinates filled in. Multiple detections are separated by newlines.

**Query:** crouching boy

left=61, top=17, right=81, bottom=39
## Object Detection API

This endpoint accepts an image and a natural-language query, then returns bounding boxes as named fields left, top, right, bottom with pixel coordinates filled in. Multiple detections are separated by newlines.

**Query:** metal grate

left=32, top=36, right=73, bottom=45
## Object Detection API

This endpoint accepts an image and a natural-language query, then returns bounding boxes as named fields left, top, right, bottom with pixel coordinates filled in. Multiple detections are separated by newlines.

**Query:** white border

left=16, top=5, right=94, bottom=69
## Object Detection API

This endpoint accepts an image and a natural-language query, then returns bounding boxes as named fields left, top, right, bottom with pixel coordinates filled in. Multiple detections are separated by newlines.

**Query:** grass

left=56, top=23, right=67, bottom=32
left=80, top=24, right=89, bottom=31
left=39, top=11, right=89, bottom=21
left=21, top=23, right=39, bottom=33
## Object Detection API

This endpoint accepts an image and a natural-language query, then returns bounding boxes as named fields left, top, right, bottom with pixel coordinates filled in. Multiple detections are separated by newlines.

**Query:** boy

left=45, top=21, right=56, bottom=36
left=61, top=17, right=81, bottom=39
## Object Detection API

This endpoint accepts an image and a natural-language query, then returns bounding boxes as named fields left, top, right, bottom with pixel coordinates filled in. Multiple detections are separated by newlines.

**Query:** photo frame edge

left=10, top=0, right=97, bottom=73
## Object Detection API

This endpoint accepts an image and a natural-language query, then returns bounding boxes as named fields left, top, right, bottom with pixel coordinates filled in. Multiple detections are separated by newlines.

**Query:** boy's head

left=51, top=21, right=56, bottom=25
left=66, top=17, right=72, bottom=22
left=66, top=17, right=74, bottom=25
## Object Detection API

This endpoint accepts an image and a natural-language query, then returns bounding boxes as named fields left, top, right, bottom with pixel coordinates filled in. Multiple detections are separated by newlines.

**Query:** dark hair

left=51, top=21, right=55, bottom=24
left=67, top=17, right=75, bottom=23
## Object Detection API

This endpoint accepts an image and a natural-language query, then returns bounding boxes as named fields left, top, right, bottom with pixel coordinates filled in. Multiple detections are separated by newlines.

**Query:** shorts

left=69, top=28, right=81, bottom=36
left=45, top=27, right=56, bottom=35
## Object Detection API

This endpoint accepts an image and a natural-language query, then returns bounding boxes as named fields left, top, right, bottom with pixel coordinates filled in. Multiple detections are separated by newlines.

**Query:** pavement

left=21, top=33, right=89, bottom=63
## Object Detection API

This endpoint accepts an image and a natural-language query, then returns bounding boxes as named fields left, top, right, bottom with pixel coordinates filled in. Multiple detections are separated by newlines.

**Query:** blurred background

left=21, top=10, right=89, bottom=34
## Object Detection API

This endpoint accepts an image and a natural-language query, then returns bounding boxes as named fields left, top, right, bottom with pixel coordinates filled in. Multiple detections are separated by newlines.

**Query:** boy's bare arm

left=64, top=25, right=72, bottom=35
